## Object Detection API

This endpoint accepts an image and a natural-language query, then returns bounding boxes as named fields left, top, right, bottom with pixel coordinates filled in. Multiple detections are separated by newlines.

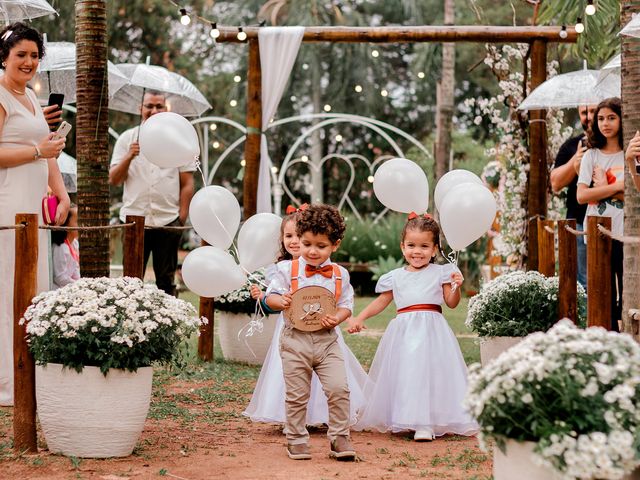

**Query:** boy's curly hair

left=401, top=214, right=441, bottom=264
left=296, top=204, right=346, bottom=245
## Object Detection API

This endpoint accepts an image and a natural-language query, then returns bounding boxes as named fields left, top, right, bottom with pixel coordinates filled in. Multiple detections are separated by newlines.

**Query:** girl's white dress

left=243, top=265, right=368, bottom=425
left=354, top=264, right=478, bottom=436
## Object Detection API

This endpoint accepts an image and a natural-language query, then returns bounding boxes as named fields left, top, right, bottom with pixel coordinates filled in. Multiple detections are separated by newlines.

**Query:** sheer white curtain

left=257, top=26, right=305, bottom=213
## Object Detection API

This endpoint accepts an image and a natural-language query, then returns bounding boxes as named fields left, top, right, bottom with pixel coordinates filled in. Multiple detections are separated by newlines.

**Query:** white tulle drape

left=256, top=26, right=305, bottom=213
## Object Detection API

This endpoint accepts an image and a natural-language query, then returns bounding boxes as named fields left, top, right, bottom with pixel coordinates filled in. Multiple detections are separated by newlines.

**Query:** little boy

left=266, top=204, right=356, bottom=461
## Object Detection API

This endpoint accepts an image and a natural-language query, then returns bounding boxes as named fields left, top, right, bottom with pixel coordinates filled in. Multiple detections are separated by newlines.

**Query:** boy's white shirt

left=266, top=257, right=354, bottom=313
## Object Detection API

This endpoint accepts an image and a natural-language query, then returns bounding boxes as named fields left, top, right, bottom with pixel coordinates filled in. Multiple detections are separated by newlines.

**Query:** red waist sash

left=397, top=303, right=442, bottom=314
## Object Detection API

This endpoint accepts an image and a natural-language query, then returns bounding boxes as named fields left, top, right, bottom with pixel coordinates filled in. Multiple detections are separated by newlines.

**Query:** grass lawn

left=179, top=292, right=479, bottom=369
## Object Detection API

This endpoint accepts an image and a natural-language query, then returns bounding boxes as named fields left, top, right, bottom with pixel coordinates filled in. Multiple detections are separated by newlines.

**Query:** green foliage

left=335, top=214, right=405, bottom=264
left=369, top=255, right=406, bottom=281
left=466, top=271, right=587, bottom=337
left=22, top=277, right=204, bottom=374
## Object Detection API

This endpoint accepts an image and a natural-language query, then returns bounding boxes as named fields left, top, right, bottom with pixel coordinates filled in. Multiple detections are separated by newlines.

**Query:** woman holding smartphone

left=0, top=22, right=69, bottom=406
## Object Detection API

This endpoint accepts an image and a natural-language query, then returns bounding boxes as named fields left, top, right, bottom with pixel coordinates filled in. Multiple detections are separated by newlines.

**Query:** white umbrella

left=619, top=14, right=640, bottom=38
left=517, top=69, right=620, bottom=111
left=0, top=0, right=55, bottom=23
left=57, top=151, right=76, bottom=193
left=596, top=54, right=621, bottom=90
left=28, top=42, right=129, bottom=103
left=109, top=63, right=211, bottom=117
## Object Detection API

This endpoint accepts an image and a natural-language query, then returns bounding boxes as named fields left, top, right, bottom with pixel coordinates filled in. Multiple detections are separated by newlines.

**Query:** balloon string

left=445, top=249, right=459, bottom=293
left=236, top=299, right=269, bottom=358
left=196, top=162, right=206, bottom=186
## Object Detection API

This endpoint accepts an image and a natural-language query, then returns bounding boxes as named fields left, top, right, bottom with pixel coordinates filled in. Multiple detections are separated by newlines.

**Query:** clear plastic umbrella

left=517, top=69, right=620, bottom=111
left=596, top=54, right=621, bottom=90
left=28, top=42, right=129, bottom=103
left=0, top=0, right=55, bottom=22
left=57, top=151, right=76, bottom=193
left=620, top=14, right=640, bottom=38
left=109, top=63, right=211, bottom=117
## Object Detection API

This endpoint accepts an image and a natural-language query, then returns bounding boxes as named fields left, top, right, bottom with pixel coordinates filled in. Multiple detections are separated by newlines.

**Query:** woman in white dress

left=244, top=207, right=367, bottom=426
left=0, top=23, right=69, bottom=406
left=348, top=213, right=478, bottom=441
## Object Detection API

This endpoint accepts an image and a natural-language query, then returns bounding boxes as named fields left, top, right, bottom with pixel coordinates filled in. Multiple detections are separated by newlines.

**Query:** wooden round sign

left=284, top=286, right=337, bottom=332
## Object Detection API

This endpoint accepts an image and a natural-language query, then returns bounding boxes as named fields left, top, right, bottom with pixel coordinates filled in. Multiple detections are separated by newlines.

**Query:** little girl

left=348, top=213, right=478, bottom=441
left=51, top=205, right=80, bottom=289
left=577, top=97, right=624, bottom=331
left=243, top=207, right=367, bottom=426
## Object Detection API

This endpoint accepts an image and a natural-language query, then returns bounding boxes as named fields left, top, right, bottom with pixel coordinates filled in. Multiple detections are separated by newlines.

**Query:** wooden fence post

left=587, top=216, right=612, bottom=329
left=537, top=219, right=555, bottom=277
left=13, top=213, right=38, bottom=453
left=198, top=239, right=215, bottom=361
left=123, top=215, right=145, bottom=279
left=558, top=219, right=577, bottom=322
left=528, top=216, right=539, bottom=272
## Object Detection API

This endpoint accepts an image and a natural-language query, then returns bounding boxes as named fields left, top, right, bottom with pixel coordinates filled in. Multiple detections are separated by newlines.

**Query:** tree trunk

left=434, top=0, right=455, bottom=185
left=75, top=0, right=110, bottom=277
left=310, top=53, right=324, bottom=204
left=621, top=0, right=640, bottom=340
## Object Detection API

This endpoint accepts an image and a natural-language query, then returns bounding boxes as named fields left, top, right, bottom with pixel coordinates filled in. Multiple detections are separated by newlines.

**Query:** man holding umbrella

left=109, top=90, right=194, bottom=296
left=550, top=104, right=596, bottom=290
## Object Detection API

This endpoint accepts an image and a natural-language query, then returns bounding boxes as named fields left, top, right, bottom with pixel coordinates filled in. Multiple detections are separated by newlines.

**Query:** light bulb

left=335, top=134, right=343, bottom=142
left=371, top=50, right=379, bottom=58
left=212, top=141, right=220, bottom=149
left=417, top=71, right=425, bottom=79
left=585, top=0, right=596, bottom=16
left=559, top=26, right=568, bottom=39
left=290, top=95, right=297, bottom=102
left=323, top=104, right=332, bottom=112
left=354, top=84, right=363, bottom=93
left=380, top=89, right=388, bottom=97
left=209, top=123, right=217, bottom=131
left=210, top=23, right=220, bottom=39
left=271, top=166, right=278, bottom=173
left=301, top=155, right=309, bottom=162
left=237, top=27, right=247, bottom=41
left=367, top=175, right=375, bottom=183
left=302, top=63, right=309, bottom=70
left=233, top=75, right=241, bottom=83
left=240, top=159, right=246, bottom=167
left=229, top=99, right=237, bottom=107
left=575, top=18, right=585, bottom=34
left=179, top=8, right=190, bottom=25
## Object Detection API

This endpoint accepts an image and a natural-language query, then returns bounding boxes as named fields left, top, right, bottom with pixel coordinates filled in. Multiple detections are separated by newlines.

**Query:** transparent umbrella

left=0, top=0, right=55, bottom=23
left=29, top=42, right=129, bottom=103
left=57, top=151, right=76, bottom=193
left=620, top=14, right=640, bottom=38
left=596, top=54, right=621, bottom=89
left=109, top=63, right=211, bottom=117
left=518, top=69, right=620, bottom=111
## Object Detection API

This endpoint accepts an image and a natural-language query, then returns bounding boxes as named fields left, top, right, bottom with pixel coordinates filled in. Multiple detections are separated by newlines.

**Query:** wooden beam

left=527, top=39, right=548, bottom=269
left=537, top=219, right=555, bottom=277
left=123, top=215, right=145, bottom=280
left=558, top=219, right=578, bottom=323
left=215, top=26, right=578, bottom=44
left=242, top=39, right=262, bottom=217
left=587, top=216, right=612, bottom=330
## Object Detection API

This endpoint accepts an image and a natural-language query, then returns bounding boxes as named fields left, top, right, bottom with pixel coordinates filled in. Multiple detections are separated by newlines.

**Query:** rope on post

left=39, top=222, right=135, bottom=231
left=564, top=224, right=587, bottom=236
left=0, top=224, right=26, bottom=231
left=596, top=224, right=640, bottom=244
left=144, top=225, right=192, bottom=231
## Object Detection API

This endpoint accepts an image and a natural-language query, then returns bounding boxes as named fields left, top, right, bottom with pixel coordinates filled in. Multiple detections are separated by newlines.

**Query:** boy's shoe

left=287, top=443, right=312, bottom=460
left=329, top=435, right=356, bottom=461
left=414, top=428, right=435, bottom=441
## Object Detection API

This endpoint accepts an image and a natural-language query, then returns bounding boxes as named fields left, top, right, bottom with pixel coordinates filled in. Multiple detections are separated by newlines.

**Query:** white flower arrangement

left=21, top=277, right=205, bottom=374
left=465, top=320, right=640, bottom=480
left=466, top=44, right=572, bottom=267
left=466, top=271, right=586, bottom=337
left=215, top=269, right=266, bottom=314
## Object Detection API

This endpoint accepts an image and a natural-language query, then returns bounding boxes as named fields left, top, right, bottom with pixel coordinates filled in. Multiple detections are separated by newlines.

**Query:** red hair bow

left=285, top=203, right=309, bottom=215
left=408, top=212, right=432, bottom=220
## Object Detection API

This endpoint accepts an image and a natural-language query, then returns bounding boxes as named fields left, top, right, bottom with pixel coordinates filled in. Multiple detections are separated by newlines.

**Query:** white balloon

left=440, top=183, right=497, bottom=251
left=182, top=246, right=246, bottom=298
left=189, top=186, right=240, bottom=250
left=139, top=111, right=200, bottom=168
left=434, top=169, right=483, bottom=212
left=237, top=213, right=282, bottom=273
left=373, top=158, right=429, bottom=213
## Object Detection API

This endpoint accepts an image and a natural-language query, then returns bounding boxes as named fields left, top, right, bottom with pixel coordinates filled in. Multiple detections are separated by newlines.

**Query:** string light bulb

left=371, top=49, right=380, bottom=58
left=233, top=75, right=242, bottom=83
left=354, top=84, right=363, bottom=93
left=209, top=123, right=217, bottom=131
left=210, top=22, right=220, bottom=39
left=417, top=71, right=425, bottom=79
left=179, top=8, right=190, bottom=25
left=559, top=25, right=568, bottom=39
left=237, top=27, right=247, bottom=41
left=575, top=17, right=585, bottom=33
left=585, top=0, right=596, bottom=16
left=323, top=104, right=332, bottom=112
left=380, top=89, right=388, bottom=97
left=229, top=99, right=238, bottom=107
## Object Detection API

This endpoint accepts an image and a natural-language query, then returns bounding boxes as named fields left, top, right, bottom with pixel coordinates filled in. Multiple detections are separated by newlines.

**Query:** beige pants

left=280, top=327, right=350, bottom=444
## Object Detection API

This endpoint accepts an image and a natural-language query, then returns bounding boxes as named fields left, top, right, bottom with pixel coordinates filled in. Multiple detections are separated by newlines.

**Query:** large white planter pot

left=218, top=312, right=278, bottom=365
left=495, top=440, right=640, bottom=480
left=480, top=336, right=523, bottom=366
left=36, top=363, right=153, bottom=458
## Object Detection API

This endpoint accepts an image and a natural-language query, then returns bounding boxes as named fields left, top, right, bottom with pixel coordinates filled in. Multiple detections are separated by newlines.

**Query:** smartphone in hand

left=47, top=93, right=64, bottom=111
left=52, top=121, right=72, bottom=140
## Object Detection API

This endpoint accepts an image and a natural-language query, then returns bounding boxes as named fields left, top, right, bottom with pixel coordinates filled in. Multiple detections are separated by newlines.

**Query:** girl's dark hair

left=51, top=206, right=77, bottom=246
left=0, top=23, right=45, bottom=67
left=587, top=97, right=623, bottom=150
left=277, top=213, right=298, bottom=262
left=296, top=204, right=346, bottom=245
left=401, top=215, right=441, bottom=264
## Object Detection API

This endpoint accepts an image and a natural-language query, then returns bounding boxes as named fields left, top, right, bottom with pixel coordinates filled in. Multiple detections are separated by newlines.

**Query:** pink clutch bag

left=42, top=194, right=58, bottom=225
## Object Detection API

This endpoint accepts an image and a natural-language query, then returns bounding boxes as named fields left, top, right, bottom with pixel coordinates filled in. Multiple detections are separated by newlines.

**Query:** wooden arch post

left=214, top=26, right=576, bottom=223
